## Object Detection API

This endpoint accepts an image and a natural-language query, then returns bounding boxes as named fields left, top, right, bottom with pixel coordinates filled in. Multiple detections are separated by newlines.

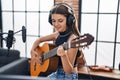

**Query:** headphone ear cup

left=67, top=14, right=75, bottom=27
left=48, top=13, right=52, bottom=25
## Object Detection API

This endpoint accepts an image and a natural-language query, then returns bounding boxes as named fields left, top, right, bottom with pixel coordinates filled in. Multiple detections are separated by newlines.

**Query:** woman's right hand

left=31, top=50, right=42, bottom=64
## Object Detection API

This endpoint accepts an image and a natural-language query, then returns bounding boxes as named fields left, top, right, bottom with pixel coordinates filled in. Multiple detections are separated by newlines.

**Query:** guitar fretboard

left=43, top=42, right=69, bottom=60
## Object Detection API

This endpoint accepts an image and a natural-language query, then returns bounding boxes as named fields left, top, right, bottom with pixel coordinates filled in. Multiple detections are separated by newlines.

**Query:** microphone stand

left=0, top=26, right=26, bottom=56
left=0, top=30, right=3, bottom=47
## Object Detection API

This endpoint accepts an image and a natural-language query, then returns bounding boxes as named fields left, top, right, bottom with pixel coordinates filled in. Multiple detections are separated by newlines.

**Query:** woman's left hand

left=57, top=46, right=66, bottom=57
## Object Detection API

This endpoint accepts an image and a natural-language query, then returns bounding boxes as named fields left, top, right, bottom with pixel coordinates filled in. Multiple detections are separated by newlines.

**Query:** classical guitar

left=30, top=33, right=94, bottom=76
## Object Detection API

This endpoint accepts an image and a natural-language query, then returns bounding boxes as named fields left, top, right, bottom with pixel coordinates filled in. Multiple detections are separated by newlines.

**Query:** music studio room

left=0, top=0, right=120, bottom=80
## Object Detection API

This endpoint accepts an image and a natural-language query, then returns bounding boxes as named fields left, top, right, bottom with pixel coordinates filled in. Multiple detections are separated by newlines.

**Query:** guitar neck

left=43, top=42, right=69, bottom=60
left=42, top=33, right=95, bottom=61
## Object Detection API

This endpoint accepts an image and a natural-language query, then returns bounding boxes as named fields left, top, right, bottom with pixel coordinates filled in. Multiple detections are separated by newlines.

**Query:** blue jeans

left=47, top=68, right=78, bottom=80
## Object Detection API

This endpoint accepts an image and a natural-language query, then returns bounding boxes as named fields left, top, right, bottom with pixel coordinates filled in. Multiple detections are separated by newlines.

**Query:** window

left=1, top=0, right=54, bottom=58
left=81, top=0, right=120, bottom=69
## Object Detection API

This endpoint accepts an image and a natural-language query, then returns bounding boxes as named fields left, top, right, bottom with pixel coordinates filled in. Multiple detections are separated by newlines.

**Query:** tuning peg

left=83, top=47, right=85, bottom=49
left=86, top=46, right=89, bottom=49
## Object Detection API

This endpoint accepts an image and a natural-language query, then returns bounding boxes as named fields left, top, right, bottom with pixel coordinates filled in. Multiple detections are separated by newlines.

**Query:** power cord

left=82, top=52, right=94, bottom=80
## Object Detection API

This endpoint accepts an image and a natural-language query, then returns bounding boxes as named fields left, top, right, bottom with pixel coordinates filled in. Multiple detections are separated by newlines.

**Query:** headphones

left=48, top=3, right=75, bottom=27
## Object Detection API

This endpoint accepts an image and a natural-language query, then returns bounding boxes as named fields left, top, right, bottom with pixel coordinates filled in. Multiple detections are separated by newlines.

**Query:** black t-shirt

left=55, top=30, right=80, bottom=67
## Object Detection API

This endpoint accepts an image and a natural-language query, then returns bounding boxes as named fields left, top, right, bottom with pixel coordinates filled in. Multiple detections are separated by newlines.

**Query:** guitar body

left=30, top=43, right=59, bottom=76
left=30, top=34, right=94, bottom=77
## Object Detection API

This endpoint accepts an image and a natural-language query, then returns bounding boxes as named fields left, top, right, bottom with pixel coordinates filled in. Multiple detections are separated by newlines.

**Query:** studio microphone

left=22, top=26, right=26, bottom=43
left=6, top=30, right=14, bottom=49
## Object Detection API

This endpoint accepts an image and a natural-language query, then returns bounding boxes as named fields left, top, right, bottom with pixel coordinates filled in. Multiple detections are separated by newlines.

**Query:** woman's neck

left=59, top=29, right=71, bottom=35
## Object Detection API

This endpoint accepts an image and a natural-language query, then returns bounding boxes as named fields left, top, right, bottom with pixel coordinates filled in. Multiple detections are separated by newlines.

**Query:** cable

left=82, top=51, right=94, bottom=80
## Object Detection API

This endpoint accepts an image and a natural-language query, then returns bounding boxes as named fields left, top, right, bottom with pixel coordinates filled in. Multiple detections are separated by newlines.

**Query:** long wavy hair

left=49, top=3, right=80, bottom=36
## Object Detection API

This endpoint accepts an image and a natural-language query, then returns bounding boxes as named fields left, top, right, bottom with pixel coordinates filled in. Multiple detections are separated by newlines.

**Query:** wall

left=55, top=0, right=79, bottom=21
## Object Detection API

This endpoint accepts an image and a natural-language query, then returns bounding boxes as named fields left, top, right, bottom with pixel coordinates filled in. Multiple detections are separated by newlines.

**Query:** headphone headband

left=55, top=3, right=74, bottom=15
left=48, top=3, right=75, bottom=26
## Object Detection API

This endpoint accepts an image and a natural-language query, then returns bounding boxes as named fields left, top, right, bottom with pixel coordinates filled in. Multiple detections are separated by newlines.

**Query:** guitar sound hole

left=40, top=52, right=44, bottom=65
left=34, top=62, right=36, bottom=71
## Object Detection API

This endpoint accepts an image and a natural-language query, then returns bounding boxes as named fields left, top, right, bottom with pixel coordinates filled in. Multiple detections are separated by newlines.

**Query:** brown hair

left=48, top=3, right=80, bottom=36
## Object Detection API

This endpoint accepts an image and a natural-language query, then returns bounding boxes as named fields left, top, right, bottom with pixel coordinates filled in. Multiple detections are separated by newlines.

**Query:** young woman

left=31, top=3, right=81, bottom=80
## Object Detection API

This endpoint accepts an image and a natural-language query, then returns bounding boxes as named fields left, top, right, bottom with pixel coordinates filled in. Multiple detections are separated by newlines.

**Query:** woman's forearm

left=61, top=53, right=74, bottom=74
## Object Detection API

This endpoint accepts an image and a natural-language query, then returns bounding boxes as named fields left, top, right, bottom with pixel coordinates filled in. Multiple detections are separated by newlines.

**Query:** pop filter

left=22, top=26, right=26, bottom=43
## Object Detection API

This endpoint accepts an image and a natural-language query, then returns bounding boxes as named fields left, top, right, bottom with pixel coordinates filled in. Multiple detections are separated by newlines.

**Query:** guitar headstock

left=71, top=33, right=94, bottom=48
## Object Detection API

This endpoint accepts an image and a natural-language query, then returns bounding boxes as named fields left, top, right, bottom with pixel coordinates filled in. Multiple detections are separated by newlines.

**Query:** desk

left=78, top=67, right=120, bottom=80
